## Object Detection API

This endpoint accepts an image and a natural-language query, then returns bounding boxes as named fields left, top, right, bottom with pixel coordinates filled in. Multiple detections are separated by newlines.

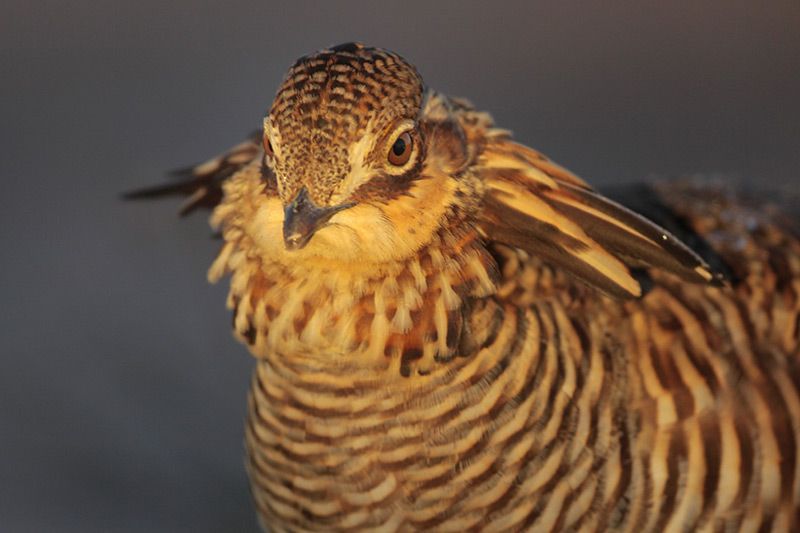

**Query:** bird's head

left=250, top=42, right=464, bottom=268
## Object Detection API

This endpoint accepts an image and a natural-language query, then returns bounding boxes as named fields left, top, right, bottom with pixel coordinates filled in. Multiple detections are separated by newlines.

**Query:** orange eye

left=388, top=132, right=413, bottom=166
left=263, top=136, right=274, bottom=157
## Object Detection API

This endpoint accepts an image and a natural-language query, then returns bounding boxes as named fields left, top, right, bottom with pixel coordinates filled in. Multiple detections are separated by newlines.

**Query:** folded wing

left=475, top=135, right=720, bottom=298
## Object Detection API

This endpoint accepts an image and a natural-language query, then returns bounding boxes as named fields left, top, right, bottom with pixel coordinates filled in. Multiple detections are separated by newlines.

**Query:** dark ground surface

left=2, top=1, right=799, bottom=531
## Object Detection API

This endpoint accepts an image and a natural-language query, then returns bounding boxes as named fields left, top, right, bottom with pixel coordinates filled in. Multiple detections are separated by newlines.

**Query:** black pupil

left=392, top=137, right=406, bottom=156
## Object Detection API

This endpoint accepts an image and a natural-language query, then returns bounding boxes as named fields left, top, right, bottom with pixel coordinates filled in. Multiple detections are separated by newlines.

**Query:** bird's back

left=509, top=179, right=800, bottom=531
left=599, top=180, right=800, bottom=531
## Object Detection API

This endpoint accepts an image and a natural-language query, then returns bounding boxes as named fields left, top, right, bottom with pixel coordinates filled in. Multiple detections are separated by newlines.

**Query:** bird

left=128, top=43, right=800, bottom=531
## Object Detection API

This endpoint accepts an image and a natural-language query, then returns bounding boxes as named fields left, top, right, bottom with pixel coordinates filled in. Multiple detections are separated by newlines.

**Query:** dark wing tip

left=123, top=177, right=224, bottom=217
left=602, top=182, right=737, bottom=285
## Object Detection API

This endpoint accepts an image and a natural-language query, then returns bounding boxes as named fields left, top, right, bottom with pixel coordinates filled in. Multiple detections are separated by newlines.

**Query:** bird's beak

left=282, top=188, right=352, bottom=251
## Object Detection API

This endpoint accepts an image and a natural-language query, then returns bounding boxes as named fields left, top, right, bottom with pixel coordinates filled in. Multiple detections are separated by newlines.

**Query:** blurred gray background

left=2, top=1, right=798, bottom=531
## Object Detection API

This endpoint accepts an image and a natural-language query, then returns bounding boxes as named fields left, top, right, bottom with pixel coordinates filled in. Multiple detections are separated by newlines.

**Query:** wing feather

left=475, top=137, right=718, bottom=298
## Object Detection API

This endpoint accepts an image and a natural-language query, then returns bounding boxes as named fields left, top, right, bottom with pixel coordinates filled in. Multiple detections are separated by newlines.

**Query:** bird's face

left=250, top=44, right=460, bottom=267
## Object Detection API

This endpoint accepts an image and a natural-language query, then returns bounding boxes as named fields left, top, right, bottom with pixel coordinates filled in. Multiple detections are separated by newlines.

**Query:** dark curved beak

left=283, top=188, right=352, bottom=251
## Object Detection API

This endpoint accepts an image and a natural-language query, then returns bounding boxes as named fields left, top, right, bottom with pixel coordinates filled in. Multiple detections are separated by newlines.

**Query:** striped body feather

left=130, top=45, right=800, bottom=532
left=228, top=179, right=800, bottom=531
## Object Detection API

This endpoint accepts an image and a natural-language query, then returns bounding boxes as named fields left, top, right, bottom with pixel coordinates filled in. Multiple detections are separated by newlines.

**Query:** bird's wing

left=124, top=130, right=265, bottom=216
left=469, top=129, right=720, bottom=298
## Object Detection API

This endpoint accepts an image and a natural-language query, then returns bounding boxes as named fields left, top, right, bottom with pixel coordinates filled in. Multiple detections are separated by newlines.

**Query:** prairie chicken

left=130, top=43, right=800, bottom=531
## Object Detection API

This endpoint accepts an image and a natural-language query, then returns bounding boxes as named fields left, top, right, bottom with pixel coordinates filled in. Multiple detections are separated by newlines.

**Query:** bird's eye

left=388, top=132, right=413, bottom=166
left=263, top=136, right=274, bottom=157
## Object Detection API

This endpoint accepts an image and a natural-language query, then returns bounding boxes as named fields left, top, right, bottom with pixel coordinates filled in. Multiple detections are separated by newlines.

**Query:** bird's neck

left=241, top=243, right=627, bottom=531
left=215, top=225, right=500, bottom=376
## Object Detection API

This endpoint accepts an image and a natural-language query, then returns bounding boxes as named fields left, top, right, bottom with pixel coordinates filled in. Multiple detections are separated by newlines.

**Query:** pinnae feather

left=477, top=138, right=717, bottom=298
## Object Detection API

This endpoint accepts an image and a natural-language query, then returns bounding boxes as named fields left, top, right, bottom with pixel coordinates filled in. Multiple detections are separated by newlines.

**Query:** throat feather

left=218, top=229, right=498, bottom=375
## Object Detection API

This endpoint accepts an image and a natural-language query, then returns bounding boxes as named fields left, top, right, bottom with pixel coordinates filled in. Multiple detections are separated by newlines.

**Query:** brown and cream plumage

left=130, top=43, right=800, bottom=531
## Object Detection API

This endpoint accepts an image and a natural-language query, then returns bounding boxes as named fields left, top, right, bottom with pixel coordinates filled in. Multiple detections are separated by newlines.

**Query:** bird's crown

left=266, top=43, right=425, bottom=208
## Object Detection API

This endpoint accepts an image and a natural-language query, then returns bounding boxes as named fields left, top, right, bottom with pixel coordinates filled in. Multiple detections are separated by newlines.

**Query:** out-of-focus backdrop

left=2, top=1, right=798, bottom=531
